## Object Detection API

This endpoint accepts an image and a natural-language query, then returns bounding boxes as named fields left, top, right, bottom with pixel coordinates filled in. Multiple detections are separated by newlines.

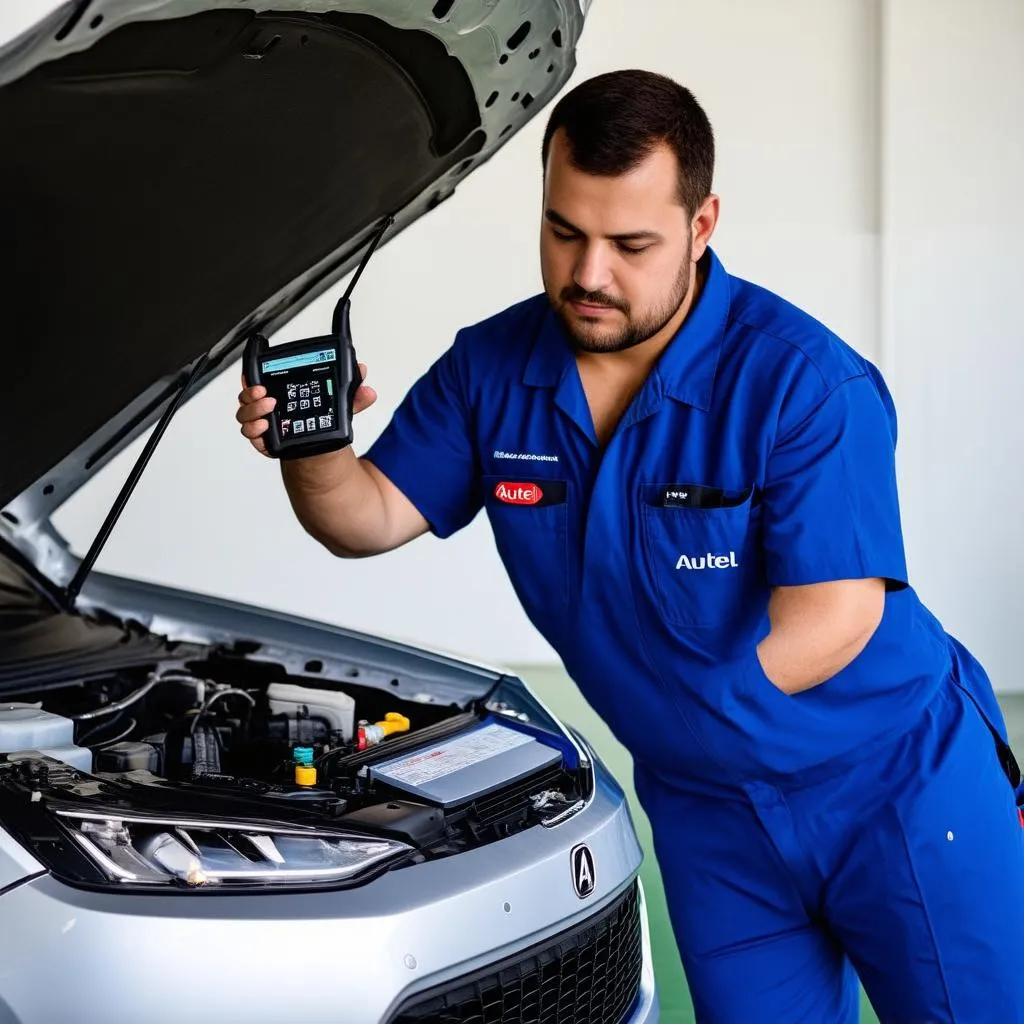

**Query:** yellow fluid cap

left=380, top=712, right=411, bottom=736
left=295, top=764, right=317, bottom=787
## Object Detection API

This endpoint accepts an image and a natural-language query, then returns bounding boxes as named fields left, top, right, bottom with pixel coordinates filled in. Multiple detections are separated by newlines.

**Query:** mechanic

left=237, top=70, right=1024, bottom=1023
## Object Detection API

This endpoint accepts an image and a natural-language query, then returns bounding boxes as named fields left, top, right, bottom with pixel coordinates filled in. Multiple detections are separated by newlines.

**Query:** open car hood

left=0, top=0, right=586, bottom=586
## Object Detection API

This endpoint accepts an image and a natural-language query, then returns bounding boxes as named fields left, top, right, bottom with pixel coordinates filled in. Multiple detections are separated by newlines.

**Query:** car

left=0, top=1, right=659, bottom=1021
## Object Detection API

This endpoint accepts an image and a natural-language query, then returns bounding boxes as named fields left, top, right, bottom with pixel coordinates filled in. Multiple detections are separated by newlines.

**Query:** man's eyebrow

left=545, top=208, right=663, bottom=243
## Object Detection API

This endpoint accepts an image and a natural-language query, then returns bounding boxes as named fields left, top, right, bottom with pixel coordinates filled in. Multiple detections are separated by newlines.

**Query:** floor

left=510, top=664, right=1024, bottom=1024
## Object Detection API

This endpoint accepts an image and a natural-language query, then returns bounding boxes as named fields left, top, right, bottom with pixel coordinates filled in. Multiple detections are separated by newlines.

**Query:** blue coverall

left=365, top=248, right=1024, bottom=1022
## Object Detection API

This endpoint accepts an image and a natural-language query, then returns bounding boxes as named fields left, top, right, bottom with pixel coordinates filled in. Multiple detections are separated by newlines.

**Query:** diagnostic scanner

left=243, top=216, right=393, bottom=460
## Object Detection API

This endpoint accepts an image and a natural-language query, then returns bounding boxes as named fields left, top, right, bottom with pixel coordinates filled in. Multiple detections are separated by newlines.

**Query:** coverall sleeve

left=362, top=333, right=482, bottom=540
left=761, top=372, right=910, bottom=590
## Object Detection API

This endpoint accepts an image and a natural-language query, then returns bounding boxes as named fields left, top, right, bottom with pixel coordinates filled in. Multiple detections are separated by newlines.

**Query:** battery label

left=375, top=724, right=532, bottom=787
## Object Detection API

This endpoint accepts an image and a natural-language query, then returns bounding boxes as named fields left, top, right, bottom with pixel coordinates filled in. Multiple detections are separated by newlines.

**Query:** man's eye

left=617, top=243, right=652, bottom=256
left=552, top=230, right=577, bottom=242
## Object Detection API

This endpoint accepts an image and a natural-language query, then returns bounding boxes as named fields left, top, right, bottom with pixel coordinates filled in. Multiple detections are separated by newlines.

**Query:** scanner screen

left=261, top=347, right=338, bottom=439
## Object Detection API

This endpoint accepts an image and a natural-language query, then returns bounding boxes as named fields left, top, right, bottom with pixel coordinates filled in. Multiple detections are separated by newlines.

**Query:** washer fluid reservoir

left=0, top=703, right=93, bottom=771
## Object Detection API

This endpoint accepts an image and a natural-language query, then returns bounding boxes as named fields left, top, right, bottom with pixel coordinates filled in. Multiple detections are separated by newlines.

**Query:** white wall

left=881, top=0, right=1024, bottom=689
left=37, top=2, right=1024, bottom=680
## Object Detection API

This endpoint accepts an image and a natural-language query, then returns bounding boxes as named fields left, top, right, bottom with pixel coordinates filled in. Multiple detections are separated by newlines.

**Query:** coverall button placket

left=577, top=399, right=666, bottom=594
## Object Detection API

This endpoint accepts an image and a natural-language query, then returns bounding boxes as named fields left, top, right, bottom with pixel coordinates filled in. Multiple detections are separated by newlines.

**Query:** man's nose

left=573, top=245, right=613, bottom=294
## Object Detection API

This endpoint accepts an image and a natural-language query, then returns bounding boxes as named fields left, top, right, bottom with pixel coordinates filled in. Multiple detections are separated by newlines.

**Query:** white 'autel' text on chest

left=676, top=552, right=739, bottom=570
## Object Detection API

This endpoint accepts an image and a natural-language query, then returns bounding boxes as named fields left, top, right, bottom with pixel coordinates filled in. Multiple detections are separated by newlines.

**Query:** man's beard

left=552, top=253, right=693, bottom=355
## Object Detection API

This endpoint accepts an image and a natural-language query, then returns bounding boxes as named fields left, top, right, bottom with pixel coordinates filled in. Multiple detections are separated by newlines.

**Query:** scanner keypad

left=277, top=377, right=332, bottom=437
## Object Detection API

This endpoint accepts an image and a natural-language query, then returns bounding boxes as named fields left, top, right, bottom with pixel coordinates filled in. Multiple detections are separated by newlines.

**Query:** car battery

left=367, top=720, right=560, bottom=808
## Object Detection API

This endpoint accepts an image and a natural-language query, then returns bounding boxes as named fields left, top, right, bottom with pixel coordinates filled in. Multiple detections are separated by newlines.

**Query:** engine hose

left=72, top=672, right=205, bottom=721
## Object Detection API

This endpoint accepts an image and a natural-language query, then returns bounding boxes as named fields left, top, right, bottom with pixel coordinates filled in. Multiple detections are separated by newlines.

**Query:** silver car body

left=0, top=573, right=659, bottom=1023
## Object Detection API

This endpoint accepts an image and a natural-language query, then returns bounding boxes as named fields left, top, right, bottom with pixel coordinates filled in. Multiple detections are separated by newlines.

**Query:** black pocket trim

left=645, top=482, right=757, bottom=510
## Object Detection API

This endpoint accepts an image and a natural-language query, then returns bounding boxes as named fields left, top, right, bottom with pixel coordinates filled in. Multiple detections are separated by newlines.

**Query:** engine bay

left=0, top=653, right=589, bottom=890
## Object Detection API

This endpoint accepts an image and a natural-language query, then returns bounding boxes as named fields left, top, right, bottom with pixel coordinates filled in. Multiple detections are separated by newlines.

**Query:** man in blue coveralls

left=238, top=70, right=1024, bottom=1022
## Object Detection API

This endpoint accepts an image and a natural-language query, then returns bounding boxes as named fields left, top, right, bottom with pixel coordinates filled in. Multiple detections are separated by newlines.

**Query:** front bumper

left=0, top=765, right=657, bottom=1023
left=389, top=877, right=657, bottom=1023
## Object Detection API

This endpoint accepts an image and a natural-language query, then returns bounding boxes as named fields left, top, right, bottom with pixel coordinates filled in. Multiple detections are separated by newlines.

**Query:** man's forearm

left=757, top=618, right=878, bottom=694
left=756, top=578, right=886, bottom=695
left=280, top=449, right=392, bottom=557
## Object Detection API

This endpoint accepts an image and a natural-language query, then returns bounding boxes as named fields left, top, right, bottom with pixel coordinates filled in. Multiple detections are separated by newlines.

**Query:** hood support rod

left=64, top=354, right=210, bottom=608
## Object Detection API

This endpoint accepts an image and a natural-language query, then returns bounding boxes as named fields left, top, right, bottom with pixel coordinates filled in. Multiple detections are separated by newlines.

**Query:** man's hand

left=236, top=362, right=378, bottom=457
left=756, top=578, right=886, bottom=695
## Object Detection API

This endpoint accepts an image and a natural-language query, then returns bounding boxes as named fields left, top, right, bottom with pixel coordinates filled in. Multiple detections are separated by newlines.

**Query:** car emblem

left=570, top=843, right=595, bottom=899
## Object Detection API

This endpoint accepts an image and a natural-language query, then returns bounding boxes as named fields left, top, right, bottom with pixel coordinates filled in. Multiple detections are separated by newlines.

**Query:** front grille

left=390, top=881, right=643, bottom=1024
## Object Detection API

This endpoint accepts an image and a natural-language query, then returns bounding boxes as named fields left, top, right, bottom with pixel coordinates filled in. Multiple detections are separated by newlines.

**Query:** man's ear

left=691, top=193, right=720, bottom=263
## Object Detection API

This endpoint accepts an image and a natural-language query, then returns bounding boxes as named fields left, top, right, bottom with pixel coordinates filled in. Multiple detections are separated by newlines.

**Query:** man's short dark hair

left=541, top=69, right=715, bottom=216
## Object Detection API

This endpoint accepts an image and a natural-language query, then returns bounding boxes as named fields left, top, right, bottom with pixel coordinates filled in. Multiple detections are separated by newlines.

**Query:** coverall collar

left=522, top=247, right=730, bottom=413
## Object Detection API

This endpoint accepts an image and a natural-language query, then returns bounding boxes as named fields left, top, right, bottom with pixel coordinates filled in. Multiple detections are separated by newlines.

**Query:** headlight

left=54, top=810, right=412, bottom=889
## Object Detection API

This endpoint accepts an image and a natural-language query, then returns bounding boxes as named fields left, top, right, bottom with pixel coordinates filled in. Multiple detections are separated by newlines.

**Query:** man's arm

left=756, top=578, right=886, bottom=695
left=755, top=368, right=908, bottom=694
left=279, top=451, right=429, bottom=558
left=238, top=336, right=484, bottom=554
left=237, top=364, right=427, bottom=557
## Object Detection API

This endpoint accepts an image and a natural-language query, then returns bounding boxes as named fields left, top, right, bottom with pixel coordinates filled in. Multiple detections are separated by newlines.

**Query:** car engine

left=0, top=655, right=589, bottom=889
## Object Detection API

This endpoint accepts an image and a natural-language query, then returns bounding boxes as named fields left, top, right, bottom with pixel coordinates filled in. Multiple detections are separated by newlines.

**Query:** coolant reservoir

left=0, top=703, right=92, bottom=771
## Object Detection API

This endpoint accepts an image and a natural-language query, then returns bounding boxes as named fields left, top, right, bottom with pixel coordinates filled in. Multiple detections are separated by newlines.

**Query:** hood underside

left=0, top=0, right=582, bottom=533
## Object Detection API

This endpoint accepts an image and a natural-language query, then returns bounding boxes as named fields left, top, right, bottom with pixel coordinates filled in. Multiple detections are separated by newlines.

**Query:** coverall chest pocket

left=482, top=475, right=570, bottom=616
left=640, top=483, right=762, bottom=628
